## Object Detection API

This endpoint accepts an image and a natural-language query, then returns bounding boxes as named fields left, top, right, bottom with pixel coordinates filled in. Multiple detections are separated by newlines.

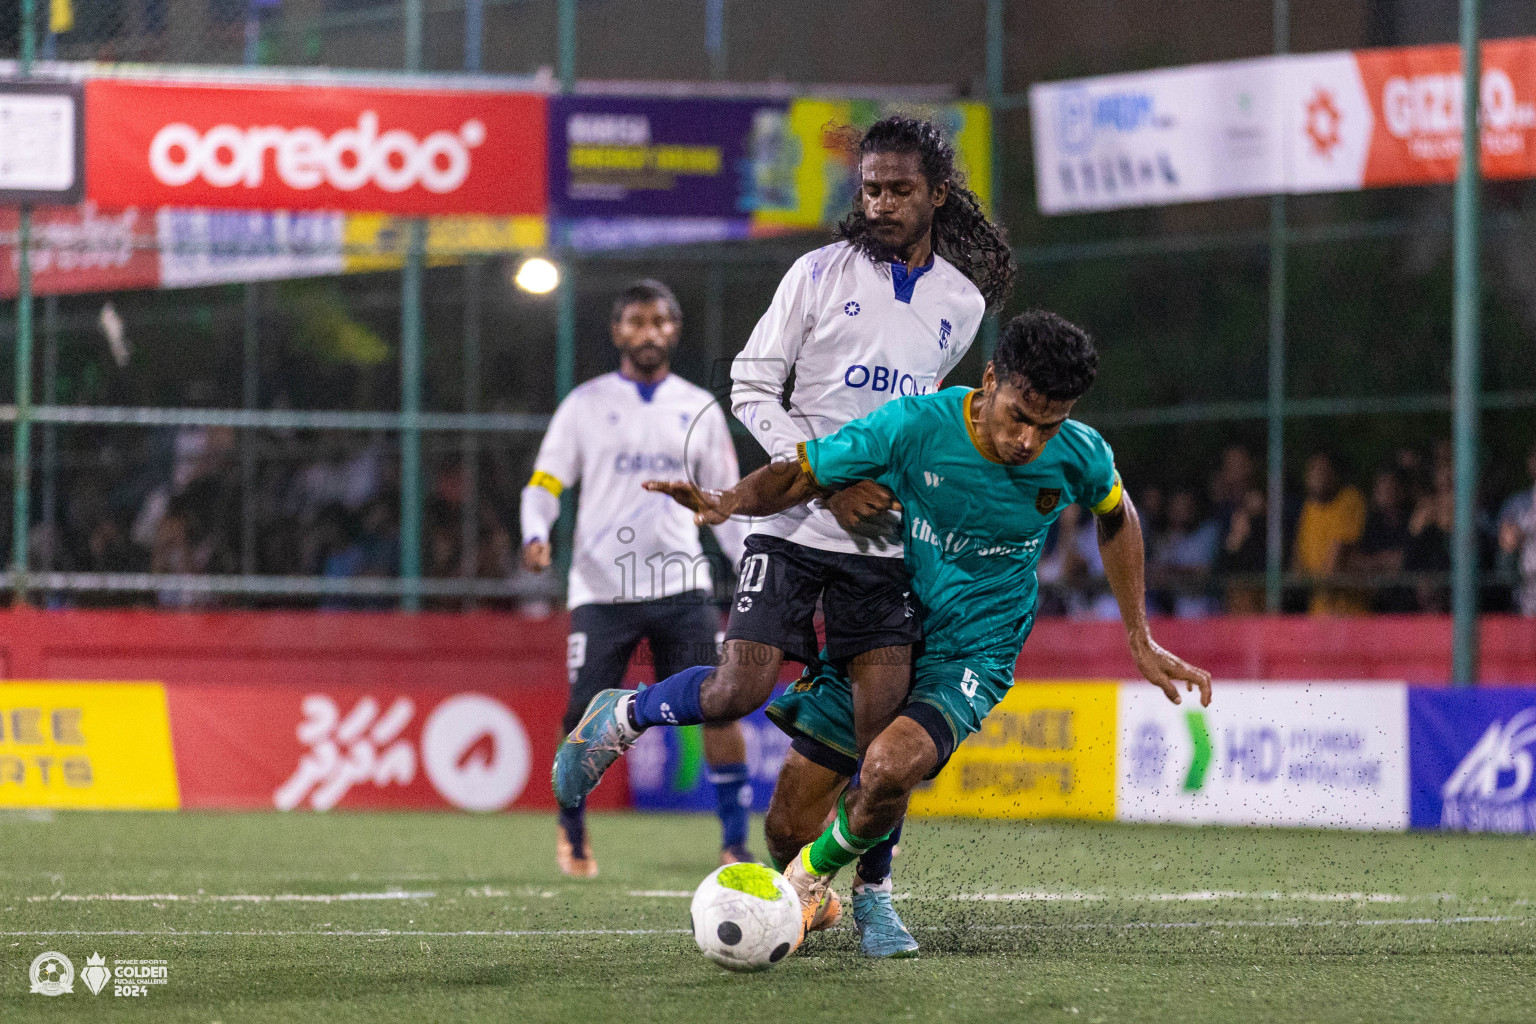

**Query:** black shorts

left=723, top=535, right=921, bottom=667
left=564, top=592, right=720, bottom=735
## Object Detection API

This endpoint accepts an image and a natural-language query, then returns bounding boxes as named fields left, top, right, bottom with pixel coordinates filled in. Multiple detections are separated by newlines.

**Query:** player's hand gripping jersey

left=779, top=387, right=1122, bottom=757
left=520, top=373, right=748, bottom=609
left=730, top=241, right=984, bottom=557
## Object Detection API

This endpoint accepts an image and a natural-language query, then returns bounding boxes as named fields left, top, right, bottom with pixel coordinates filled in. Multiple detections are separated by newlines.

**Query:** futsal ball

left=690, top=863, right=803, bottom=972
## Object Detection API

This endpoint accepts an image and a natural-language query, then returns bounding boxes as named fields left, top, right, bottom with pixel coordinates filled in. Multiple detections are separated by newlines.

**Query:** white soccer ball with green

left=690, top=863, right=803, bottom=972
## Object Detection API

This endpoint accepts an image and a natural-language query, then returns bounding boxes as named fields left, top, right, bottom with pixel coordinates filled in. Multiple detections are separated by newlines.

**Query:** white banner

left=156, top=208, right=345, bottom=289
left=1117, top=683, right=1410, bottom=830
left=1030, top=59, right=1285, bottom=214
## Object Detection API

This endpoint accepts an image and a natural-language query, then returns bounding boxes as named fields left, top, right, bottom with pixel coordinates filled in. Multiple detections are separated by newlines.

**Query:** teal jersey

left=799, top=387, right=1121, bottom=668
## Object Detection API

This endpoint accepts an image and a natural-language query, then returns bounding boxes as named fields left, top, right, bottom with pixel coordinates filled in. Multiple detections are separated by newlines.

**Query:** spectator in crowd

left=1292, top=451, right=1368, bottom=615
left=1405, top=461, right=1455, bottom=613
left=1352, top=468, right=1416, bottom=613
left=1208, top=445, right=1256, bottom=536
left=1152, top=488, right=1222, bottom=618
left=1216, top=487, right=1268, bottom=614
left=1498, top=440, right=1536, bottom=616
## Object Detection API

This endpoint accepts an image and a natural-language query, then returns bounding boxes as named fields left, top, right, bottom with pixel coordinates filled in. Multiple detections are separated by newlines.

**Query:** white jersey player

left=551, top=117, right=1016, bottom=956
left=520, top=279, right=755, bottom=876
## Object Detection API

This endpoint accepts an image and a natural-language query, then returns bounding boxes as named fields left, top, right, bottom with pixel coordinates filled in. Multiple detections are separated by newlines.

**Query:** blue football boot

left=851, top=878, right=918, bottom=958
left=552, top=688, right=639, bottom=809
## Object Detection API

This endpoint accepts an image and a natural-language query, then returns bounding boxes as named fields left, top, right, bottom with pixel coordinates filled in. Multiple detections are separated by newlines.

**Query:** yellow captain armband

left=1091, top=472, right=1124, bottom=516
left=528, top=470, right=564, bottom=498
left=795, top=441, right=821, bottom=487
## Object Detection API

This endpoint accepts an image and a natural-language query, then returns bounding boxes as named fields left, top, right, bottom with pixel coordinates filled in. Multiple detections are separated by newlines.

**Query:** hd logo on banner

left=1409, top=689, right=1536, bottom=833
left=1117, top=683, right=1409, bottom=830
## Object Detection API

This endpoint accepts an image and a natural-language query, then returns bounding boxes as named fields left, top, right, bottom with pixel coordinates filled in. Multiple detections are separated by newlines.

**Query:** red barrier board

left=165, top=681, right=624, bottom=812
left=0, top=204, right=160, bottom=298
left=84, top=80, right=548, bottom=216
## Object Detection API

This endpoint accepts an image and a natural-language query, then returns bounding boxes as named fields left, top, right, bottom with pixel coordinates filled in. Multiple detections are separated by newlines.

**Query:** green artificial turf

left=1, top=810, right=1533, bottom=1022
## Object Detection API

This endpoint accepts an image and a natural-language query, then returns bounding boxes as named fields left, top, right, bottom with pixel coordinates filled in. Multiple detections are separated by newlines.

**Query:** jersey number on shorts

left=960, top=667, right=982, bottom=700
left=737, top=553, right=769, bottom=594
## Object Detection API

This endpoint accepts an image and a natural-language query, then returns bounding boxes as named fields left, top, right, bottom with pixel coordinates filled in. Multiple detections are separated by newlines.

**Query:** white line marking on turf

left=628, top=890, right=694, bottom=898
left=950, top=891, right=1410, bottom=903
left=1, top=916, right=1529, bottom=939
left=25, top=891, right=436, bottom=904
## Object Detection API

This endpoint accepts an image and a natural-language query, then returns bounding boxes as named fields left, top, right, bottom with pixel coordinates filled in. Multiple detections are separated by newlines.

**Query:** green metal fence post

left=241, top=283, right=259, bottom=577
left=982, top=0, right=1004, bottom=362
left=1451, top=0, right=1483, bottom=685
left=460, top=258, right=482, bottom=606
left=400, top=0, right=426, bottom=612
left=1265, top=0, right=1289, bottom=613
left=558, top=0, right=576, bottom=92
left=11, top=0, right=36, bottom=603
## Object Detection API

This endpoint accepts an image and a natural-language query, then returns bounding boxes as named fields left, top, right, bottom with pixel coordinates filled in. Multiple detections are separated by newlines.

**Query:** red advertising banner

left=165, top=682, right=626, bottom=812
left=84, top=80, right=548, bottom=216
left=1357, top=38, right=1536, bottom=186
left=0, top=203, right=159, bottom=298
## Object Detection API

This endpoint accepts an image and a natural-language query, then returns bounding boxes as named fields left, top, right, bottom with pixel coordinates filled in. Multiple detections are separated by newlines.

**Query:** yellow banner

left=345, top=214, right=548, bottom=272
left=0, top=683, right=179, bottom=810
left=910, top=682, right=1117, bottom=820
left=750, top=99, right=993, bottom=233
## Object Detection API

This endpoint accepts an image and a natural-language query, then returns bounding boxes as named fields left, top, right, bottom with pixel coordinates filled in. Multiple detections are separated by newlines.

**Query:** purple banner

left=548, top=96, right=786, bottom=220
left=1409, top=688, right=1536, bottom=832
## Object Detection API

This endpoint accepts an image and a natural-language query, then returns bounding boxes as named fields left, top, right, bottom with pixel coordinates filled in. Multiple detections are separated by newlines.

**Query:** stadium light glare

left=515, top=257, right=560, bottom=295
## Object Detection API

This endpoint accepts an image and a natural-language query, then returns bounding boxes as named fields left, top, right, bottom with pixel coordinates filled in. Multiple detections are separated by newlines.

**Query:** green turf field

left=1, top=811, right=1534, bottom=1023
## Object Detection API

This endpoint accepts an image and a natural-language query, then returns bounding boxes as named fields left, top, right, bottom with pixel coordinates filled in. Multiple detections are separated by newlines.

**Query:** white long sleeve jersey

left=730, top=240, right=985, bottom=557
left=520, top=372, right=748, bottom=610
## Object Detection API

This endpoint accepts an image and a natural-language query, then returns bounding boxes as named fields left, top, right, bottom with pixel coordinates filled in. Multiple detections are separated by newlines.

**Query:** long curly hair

left=834, top=115, right=1015, bottom=312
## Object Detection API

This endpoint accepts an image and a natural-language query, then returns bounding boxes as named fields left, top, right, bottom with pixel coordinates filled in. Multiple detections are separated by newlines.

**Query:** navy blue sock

left=630, top=664, right=711, bottom=728
left=557, top=799, right=587, bottom=854
left=856, top=822, right=900, bottom=884
left=710, top=762, right=751, bottom=850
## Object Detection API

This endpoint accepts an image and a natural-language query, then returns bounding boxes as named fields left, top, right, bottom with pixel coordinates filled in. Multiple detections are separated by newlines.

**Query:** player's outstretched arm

left=644, top=460, right=823, bottom=526
left=1095, top=491, right=1214, bottom=707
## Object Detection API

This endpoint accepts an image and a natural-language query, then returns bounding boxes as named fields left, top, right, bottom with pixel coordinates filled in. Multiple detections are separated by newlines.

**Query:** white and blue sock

left=710, top=763, right=751, bottom=851
left=629, top=664, right=711, bottom=729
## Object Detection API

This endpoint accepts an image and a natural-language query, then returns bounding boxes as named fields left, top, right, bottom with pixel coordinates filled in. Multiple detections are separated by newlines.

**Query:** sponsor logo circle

left=421, top=694, right=530, bottom=811
left=30, top=951, right=74, bottom=996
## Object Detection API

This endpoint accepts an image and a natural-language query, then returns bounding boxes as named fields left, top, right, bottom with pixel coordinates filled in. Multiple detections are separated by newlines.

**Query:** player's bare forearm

left=644, top=460, right=821, bottom=525
left=1096, top=492, right=1213, bottom=706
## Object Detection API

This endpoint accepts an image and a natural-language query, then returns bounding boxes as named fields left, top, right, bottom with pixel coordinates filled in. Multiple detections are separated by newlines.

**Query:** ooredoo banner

left=84, top=79, right=548, bottom=216
left=164, top=682, right=623, bottom=812
left=1409, top=688, right=1536, bottom=833
left=1117, top=683, right=1409, bottom=830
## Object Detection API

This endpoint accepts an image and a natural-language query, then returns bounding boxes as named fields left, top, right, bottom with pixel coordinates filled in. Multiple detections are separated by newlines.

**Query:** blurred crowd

left=28, top=425, right=526, bottom=610
left=24, top=424, right=1536, bottom=618
left=1037, top=439, right=1536, bottom=619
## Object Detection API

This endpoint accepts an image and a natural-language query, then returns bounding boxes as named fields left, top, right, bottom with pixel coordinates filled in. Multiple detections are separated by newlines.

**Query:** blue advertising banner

left=1409, top=688, right=1536, bottom=832
left=548, top=95, right=784, bottom=222
left=627, top=701, right=790, bottom=813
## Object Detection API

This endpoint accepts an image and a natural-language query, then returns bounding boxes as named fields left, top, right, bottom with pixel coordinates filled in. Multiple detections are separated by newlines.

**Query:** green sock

left=802, top=794, right=890, bottom=877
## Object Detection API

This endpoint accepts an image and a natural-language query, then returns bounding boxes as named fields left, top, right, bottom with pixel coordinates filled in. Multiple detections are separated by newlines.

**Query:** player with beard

left=554, top=117, right=1014, bottom=955
left=522, top=279, right=753, bottom=876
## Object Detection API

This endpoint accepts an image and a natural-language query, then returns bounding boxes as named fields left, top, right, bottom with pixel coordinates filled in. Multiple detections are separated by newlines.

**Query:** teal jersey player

left=768, top=386, right=1122, bottom=762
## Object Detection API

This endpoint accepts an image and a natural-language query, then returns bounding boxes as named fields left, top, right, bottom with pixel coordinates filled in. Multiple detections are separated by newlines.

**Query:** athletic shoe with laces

left=552, top=688, right=639, bottom=809
left=851, top=876, right=918, bottom=958
left=783, top=849, right=843, bottom=934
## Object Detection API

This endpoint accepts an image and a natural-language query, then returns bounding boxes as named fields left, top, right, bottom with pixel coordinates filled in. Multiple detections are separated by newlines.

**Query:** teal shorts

left=765, top=647, right=1018, bottom=777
